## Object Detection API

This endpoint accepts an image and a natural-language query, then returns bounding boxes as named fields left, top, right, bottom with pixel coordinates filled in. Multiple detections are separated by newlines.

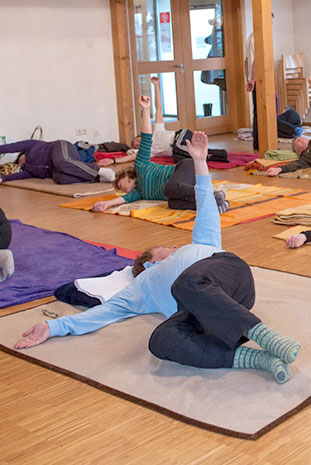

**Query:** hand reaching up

left=14, top=322, right=50, bottom=349
left=151, top=76, right=160, bottom=86
left=186, top=131, right=208, bottom=161
left=139, top=95, right=151, bottom=110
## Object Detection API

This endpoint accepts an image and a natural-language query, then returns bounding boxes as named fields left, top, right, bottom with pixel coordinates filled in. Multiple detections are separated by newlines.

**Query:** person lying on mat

left=131, top=76, right=229, bottom=164
left=286, top=230, right=311, bottom=248
left=267, top=136, right=311, bottom=177
left=14, top=131, right=301, bottom=384
left=0, top=139, right=115, bottom=185
left=93, top=95, right=229, bottom=213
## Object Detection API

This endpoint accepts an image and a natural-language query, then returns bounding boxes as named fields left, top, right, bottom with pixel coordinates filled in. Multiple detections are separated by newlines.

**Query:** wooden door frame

left=110, top=0, right=249, bottom=146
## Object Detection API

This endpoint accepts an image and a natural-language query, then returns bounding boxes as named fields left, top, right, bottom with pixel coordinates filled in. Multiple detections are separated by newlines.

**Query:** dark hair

left=113, top=167, right=136, bottom=189
left=132, top=249, right=153, bottom=277
left=16, top=152, right=25, bottom=164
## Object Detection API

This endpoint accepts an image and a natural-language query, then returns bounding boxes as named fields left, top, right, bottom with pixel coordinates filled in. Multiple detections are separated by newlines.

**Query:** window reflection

left=190, top=0, right=224, bottom=60
left=194, top=69, right=227, bottom=118
left=138, top=73, right=178, bottom=122
left=134, top=0, right=174, bottom=62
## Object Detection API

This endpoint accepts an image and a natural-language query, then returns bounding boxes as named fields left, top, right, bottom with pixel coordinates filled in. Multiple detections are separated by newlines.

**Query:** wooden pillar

left=110, top=0, right=135, bottom=146
left=252, top=0, right=278, bottom=155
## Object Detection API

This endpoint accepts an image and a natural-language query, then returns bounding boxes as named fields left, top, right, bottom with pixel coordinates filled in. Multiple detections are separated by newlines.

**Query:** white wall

left=0, top=0, right=118, bottom=146
left=293, top=0, right=311, bottom=76
left=244, top=0, right=294, bottom=62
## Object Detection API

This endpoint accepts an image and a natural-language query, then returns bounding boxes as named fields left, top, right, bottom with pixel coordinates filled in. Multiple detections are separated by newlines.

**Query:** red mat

left=151, top=152, right=257, bottom=169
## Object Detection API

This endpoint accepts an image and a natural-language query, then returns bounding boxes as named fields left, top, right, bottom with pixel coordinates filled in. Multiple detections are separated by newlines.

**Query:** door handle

left=175, top=63, right=184, bottom=74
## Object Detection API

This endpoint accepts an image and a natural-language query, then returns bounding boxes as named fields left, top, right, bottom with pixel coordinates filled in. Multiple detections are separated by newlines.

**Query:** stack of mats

left=59, top=181, right=311, bottom=231
left=273, top=201, right=311, bottom=226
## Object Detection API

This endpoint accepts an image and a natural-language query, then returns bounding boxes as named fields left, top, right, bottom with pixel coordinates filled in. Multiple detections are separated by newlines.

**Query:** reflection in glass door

left=189, top=0, right=227, bottom=119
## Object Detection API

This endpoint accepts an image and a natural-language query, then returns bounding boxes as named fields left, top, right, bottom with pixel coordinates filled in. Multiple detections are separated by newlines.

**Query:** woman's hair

left=16, top=152, right=25, bottom=164
left=132, top=249, right=153, bottom=277
left=113, top=166, right=137, bottom=189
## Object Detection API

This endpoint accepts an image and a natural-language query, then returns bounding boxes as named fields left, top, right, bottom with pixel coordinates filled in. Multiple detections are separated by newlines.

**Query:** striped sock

left=214, top=190, right=229, bottom=214
left=247, top=323, right=301, bottom=364
left=233, top=347, right=290, bottom=384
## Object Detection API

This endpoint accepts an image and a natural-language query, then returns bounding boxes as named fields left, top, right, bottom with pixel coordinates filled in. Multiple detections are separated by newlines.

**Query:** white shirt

left=151, top=123, right=175, bottom=157
left=245, top=32, right=254, bottom=82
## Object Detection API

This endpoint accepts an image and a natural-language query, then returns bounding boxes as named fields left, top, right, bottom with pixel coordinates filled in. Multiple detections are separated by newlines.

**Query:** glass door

left=129, top=0, right=188, bottom=131
left=129, top=0, right=242, bottom=134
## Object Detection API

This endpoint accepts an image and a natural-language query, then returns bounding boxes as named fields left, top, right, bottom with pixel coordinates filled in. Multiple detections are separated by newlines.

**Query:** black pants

left=149, top=253, right=260, bottom=368
left=277, top=109, right=301, bottom=138
left=50, top=140, right=100, bottom=184
left=164, top=159, right=196, bottom=210
left=252, top=86, right=258, bottom=150
left=0, top=208, right=12, bottom=249
left=172, top=129, right=228, bottom=164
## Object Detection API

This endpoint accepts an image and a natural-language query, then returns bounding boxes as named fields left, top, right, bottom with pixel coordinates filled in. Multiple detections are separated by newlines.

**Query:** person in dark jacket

left=0, top=140, right=115, bottom=184
left=267, top=137, right=311, bottom=176
left=0, top=208, right=14, bottom=282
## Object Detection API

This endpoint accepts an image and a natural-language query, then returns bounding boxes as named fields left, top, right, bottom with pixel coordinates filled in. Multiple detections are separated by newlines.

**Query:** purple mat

left=1, top=220, right=133, bottom=308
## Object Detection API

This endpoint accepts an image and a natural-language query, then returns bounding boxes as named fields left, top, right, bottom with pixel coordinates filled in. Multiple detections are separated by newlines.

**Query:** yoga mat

left=59, top=182, right=310, bottom=231
left=151, top=152, right=257, bottom=169
left=272, top=225, right=311, bottom=244
left=3, top=178, right=114, bottom=197
left=0, top=267, right=310, bottom=439
left=1, top=220, right=133, bottom=309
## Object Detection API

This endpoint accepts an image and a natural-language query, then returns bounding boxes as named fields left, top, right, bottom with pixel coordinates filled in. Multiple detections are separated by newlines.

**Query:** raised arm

left=133, top=97, right=153, bottom=168
left=140, top=95, right=152, bottom=134
left=151, top=76, right=164, bottom=123
left=186, top=132, right=222, bottom=249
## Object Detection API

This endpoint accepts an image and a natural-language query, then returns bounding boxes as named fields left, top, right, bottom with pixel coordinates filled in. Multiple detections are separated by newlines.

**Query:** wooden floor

left=1, top=134, right=311, bottom=464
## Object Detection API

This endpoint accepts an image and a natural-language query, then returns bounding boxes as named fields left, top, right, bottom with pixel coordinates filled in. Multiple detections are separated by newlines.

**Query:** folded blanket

left=265, top=150, right=298, bottom=160
left=272, top=225, right=311, bottom=244
left=75, top=265, right=134, bottom=303
left=273, top=203, right=311, bottom=226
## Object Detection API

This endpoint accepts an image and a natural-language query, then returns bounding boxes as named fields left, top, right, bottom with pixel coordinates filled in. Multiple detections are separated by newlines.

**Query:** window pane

left=194, top=69, right=227, bottom=117
left=190, top=0, right=224, bottom=60
left=134, top=0, right=174, bottom=62
left=138, top=73, right=178, bottom=122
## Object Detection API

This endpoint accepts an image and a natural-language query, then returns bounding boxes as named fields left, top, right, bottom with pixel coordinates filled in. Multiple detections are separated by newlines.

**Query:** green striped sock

left=233, top=347, right=290, bottom=384
left=247, top=323, right=301, bottom=364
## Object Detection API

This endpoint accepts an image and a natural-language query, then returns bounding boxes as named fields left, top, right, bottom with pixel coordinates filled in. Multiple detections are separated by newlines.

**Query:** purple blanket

left=1, top=220, right=133, bottom=308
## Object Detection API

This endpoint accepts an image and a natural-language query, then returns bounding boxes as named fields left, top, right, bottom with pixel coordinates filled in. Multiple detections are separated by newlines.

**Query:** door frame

left=110, top=0, right=249, bottom=145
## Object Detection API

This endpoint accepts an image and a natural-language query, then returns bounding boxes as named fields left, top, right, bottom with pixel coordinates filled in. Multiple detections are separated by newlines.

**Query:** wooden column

left=110, top=0, right=135, bottom=146
left=252, top=0, right=278, bottom=155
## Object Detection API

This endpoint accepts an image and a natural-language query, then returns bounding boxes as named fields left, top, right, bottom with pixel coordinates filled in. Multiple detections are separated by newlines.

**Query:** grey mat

left=3, top=178, right=114, bottom=197
left=1, top=267, right=310, bottom=439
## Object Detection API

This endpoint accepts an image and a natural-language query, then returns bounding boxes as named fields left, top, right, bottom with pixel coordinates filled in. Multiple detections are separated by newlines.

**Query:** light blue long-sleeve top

left=48, top=174, right=223, bottom=338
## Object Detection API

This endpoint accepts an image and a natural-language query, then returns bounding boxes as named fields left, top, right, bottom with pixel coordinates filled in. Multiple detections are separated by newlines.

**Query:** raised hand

left=151, top=76, right=160, bottom=86
left=186, top=131, right=208, bottom=161
left=286, top=234, right=307, bottom=248
left=139, top=95, right=151, bottom=110
left=14, top=322, right=50, bottom=349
